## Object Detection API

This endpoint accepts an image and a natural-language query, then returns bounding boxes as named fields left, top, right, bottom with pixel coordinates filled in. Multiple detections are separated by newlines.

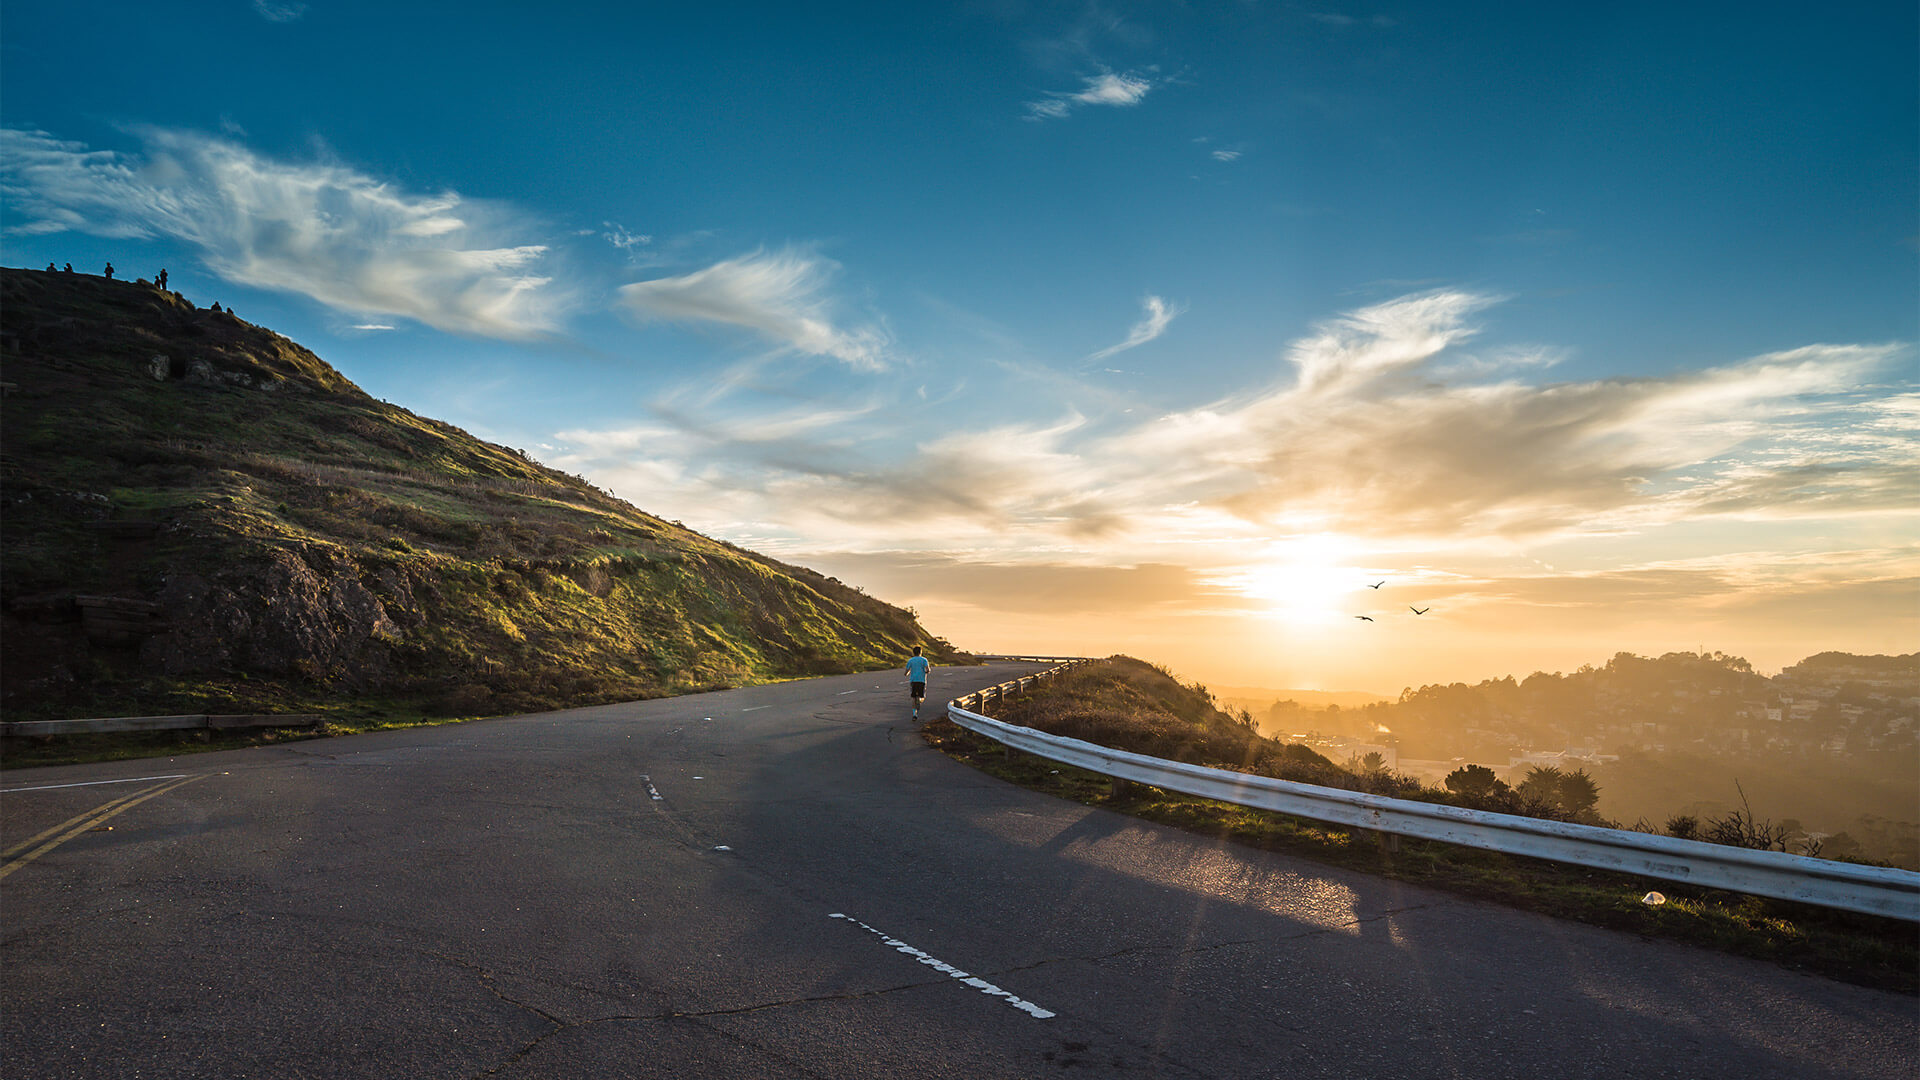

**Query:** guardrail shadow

left=710, top=686, right=1912, bottom=1079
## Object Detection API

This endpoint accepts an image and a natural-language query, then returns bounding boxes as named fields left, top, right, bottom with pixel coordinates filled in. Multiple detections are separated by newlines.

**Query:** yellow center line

left=0, top=774, right=207, bottom=882
left=1, top=785, right=161, bottom=860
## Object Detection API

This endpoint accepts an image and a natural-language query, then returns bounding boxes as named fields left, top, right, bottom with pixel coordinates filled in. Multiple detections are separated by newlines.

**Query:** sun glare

left=1220, top=536, right=1364, bottom=626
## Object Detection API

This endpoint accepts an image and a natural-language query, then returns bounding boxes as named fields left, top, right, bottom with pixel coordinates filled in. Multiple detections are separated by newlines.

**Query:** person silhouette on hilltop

left=63, top=263, right=73, bottom=273
left=157, top=269, right=168, bottom=289
left=103, top=262, right=115, bottom=280
left=45, top=262, right=55, bottom=272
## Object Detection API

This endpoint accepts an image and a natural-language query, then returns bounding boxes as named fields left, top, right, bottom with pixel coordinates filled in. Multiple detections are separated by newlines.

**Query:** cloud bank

left=0, top=127, right=567, bottom=338
left=617, top=249, right=890, bottom=371
left=556, top=289, right=1914, bottom=556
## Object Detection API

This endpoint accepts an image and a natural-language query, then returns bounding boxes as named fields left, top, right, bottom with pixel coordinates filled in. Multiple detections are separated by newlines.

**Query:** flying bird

left=1367, top=581, right=1384, bottom=589
left=1410, top=606, right=1430, bottom=615
left=1354, top=615, right=1374, bottom=622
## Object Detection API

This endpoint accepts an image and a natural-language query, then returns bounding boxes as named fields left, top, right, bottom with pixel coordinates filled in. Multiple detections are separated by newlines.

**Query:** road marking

left=837, top=690, right=859, bottom=695
left=828, top=913, right=1056, bottom=1019
left=1, top=773, right=190, bottom=794
left=740, top=706, right=770, bottom=712
left=0, top=775, right=207, bottom=881
left=640, top=775, right=663, bottom=801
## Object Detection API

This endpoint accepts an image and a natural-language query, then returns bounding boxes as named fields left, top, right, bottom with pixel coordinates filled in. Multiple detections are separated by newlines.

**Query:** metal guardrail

left=946, top=661, right=1920, bottom=922
left=0, top=714, right=322, bottom=737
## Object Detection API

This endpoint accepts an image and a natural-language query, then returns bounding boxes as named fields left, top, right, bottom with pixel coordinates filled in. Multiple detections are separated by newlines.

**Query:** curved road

left=2, top=661, right=1912, bottom=1079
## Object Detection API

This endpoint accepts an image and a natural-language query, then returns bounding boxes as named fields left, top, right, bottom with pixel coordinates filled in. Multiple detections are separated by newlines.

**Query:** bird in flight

left=1367, top=581, right=1384, bottom=589
left=1355, top=615, right=1374, bottom=622
left=1410, top=606, right=1430, bottom=615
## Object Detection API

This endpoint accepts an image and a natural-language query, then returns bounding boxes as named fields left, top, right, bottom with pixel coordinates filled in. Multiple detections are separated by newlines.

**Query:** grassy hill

left=0, top=266, right=963, bottom=730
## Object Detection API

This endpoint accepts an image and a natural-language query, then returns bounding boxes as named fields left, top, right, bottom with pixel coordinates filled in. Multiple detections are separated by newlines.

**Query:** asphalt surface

left=2, top=660, right=1913, bottom=1079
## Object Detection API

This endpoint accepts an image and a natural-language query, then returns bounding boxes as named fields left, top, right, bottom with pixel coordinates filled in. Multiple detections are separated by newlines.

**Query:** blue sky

left=4, top=2, right=1915, bottom=691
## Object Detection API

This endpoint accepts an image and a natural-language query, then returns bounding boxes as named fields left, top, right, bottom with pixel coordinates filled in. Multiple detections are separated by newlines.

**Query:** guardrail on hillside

left=0, top=714, right=322, bottom=737
left=946, top=662, right=1920, bottom=922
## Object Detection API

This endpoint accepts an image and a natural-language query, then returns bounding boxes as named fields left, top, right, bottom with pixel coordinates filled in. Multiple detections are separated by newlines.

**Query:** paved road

left=2, top=661, right=1913, bottom=1079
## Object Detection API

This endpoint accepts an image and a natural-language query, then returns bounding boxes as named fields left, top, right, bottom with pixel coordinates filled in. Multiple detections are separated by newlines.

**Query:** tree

left=1358, top=751, right=1386, bottom=774
left=1517, top=765, right=1564, bottom=804
left=1558, top=768, right=1601, bottom=817
left=1444, top=764, right=1501, bottom=797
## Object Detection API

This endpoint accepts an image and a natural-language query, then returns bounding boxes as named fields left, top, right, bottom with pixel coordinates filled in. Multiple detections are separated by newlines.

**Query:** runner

left=905, top=646, right=931, bottom=720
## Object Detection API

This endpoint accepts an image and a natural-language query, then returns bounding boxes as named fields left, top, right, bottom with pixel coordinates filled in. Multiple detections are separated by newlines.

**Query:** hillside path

left=2, top=660, right=1912, bottom=1079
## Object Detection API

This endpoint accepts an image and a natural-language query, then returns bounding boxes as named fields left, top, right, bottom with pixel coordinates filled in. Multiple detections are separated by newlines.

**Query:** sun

left=1219, top=536, right=1366, bottom=627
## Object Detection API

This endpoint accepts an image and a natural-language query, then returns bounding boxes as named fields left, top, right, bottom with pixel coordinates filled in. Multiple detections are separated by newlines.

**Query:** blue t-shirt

left=905, top=656, right=930, bottom=682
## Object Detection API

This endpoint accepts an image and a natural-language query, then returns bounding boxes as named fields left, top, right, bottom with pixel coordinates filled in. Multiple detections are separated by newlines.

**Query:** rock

left=148, top=354, right=170, bottom=380
left=140, top=546, right=412, bottom=688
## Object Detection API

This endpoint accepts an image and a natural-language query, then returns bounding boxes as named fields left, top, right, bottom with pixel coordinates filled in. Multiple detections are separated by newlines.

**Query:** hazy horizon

left=3, top=2, right=1912, bottom=694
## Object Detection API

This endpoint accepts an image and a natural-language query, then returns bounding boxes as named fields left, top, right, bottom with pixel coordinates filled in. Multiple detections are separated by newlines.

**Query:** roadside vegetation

left=922, top=656, right=1917, bottom=993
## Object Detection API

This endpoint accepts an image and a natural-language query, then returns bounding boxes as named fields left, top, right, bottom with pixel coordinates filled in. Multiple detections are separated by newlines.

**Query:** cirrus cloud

left=0, top=127, right=569, bottom=338
left=616, top=248, right=890, bottom=372
left=1087, top=294, right=1186, bottom=364
left=1026, top=70, right=1159, bottom=121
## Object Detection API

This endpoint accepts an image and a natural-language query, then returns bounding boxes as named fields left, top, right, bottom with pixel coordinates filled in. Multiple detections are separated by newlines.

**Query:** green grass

left=923, top=658, right=1918, bottom=994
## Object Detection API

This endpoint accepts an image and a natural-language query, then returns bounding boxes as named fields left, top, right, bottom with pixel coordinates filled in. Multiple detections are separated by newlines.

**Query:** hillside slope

left=0, top=267, right=963, bottom=722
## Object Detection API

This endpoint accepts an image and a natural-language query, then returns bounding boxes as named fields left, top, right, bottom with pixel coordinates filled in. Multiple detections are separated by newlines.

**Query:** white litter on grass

left=693, top=776, right=705, bottom=780
left=828, top=913, right=1056, bottom=1019
left=1642, top=892, right=1667, bottom=906
left=713, top=845, right=732, bottom=852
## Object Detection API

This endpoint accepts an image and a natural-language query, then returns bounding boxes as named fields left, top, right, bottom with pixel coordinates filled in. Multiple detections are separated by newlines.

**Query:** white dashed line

left=640, top=775, right=663, bottom=801
left=828, top=913, right=1056, bottom=1019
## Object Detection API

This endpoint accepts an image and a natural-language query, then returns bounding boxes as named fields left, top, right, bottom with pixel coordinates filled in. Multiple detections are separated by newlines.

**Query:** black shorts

left=910, top=681, right=926, bottom=701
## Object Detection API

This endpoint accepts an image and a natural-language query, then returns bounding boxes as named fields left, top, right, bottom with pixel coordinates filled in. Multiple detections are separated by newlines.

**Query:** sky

left=3, top=1, right=1914, bottom=695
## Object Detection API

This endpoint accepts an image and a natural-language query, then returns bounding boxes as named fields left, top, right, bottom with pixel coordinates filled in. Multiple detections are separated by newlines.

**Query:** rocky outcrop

left=141, top=547, right=417, bottom=688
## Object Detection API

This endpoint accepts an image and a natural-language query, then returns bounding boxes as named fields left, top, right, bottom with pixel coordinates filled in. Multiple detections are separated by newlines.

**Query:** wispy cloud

left=253, top=0, right=307, bottom=22
left=1026, top=70, right=1158, bottom=121
left=616, top=248, right=890, bottom=372
left=1211, top=149, right=1242, bottom=163
left=0, top=127, right=568, bottom=338
left=1087, top=295, right=1185, bottom=363
left=1309, top=12, right=1397, bottom=29
left=602, top=221, right=652, bottom=253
